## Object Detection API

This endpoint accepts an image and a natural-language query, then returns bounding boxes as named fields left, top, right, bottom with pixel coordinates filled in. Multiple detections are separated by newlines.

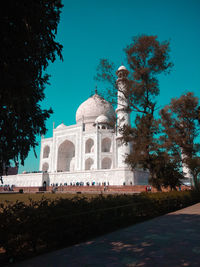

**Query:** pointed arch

left=102, top=157, right=112, bottom=169
left=85, top=138, right=94, bottom=153
left=102, top=137, right=112, bottom=152
left=57, top=140, right=75, bottom=172
left=42, top=162, right=49, bottom=172
left=85, top=158, right=94, bottom=170
left=43, top=145, right=50, bottom=158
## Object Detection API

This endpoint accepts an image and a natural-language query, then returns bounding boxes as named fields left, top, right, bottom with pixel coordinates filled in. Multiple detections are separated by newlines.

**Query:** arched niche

left=85, top=158, right=94, bottom=170
left=57, top=140, right=75, bottom=172
left=85, top=138, right=94, bottom=153
left=42, top=162, right=49, bottom=172
left=101, top=137, right=111, bottom=152
left=43, top=145, right=50, bottom=158
left=102, top=157, right=112, bottom=169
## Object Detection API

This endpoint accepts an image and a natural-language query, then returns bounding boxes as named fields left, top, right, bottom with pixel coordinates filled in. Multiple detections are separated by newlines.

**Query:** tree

left=186, top=157, right=200, bottom=190
left=96, top=35, right=173, bottom=184
left=0, top=0, right=63, bottom=175
left=198, top=106, right=200, bottom=124
left=160, top=92, right=200, bottom=190
left=146, top=151, right=183, bottom=191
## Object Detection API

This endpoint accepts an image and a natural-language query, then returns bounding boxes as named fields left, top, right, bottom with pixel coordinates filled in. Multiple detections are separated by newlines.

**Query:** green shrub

left=0, top=191, right=199, bottom=265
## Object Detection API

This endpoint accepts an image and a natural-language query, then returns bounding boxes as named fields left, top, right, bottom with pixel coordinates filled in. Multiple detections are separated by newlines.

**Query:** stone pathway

left=13, top=203, right=200, bottom=267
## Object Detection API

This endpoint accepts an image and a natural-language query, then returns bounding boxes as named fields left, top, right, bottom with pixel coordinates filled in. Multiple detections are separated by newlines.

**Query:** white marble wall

left=2, top=172, right=44, bottom=187
left=2, top=169, right=148, bottom=187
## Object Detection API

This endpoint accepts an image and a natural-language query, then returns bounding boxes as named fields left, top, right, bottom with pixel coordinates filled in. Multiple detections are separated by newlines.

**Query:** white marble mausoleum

left=3, top=66, right=148, bottom=187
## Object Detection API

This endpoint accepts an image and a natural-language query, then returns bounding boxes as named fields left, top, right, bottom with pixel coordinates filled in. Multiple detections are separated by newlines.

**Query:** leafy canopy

left=160, top=92, right=200, bottom=190
left=0, top=0, right=63, bottom=175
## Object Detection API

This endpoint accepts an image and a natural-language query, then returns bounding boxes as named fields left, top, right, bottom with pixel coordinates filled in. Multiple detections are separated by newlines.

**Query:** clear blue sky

left=19, top=0, right=200, bottom=173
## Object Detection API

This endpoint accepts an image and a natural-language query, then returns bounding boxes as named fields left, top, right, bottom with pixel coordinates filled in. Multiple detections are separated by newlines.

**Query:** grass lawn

left=0, top=192, right=100, bottom=204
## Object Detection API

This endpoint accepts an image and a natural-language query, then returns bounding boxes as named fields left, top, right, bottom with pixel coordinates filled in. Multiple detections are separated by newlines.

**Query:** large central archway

left=57, top=140, right=75, bottom=172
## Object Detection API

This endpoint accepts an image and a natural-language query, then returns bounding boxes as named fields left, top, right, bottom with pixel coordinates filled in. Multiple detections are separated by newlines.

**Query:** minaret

left=181, top=149, right=193, bottom=185
left=116, top=65, right=131, bottom=168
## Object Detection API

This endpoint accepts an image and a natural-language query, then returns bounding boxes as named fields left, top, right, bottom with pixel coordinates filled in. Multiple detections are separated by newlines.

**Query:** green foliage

left=95, top=36, right=200, bottom=190
left=0, top=191, right=199, bottom=264
left=160, top=92, right=200, bottom=189
left=0, top=192, right=85, bottom=204
left=185, top=157, right=200, bottom=191
left=148, top=152, right=183, bottom=191
left=95, top=35, right=178, bottom=189
left=0, top=0, right=63, bottom=175
left=95, top=35, right=173, bottom=113
left=122, top=36, right=173, bottom=184
left=124, top=114, right=161, bottom=172
left=125, top=35, right=173, bottom=114
left=160, top=92, right=200, bottom=159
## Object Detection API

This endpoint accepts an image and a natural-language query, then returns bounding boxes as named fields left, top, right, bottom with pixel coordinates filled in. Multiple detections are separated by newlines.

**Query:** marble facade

left=3, top=66, right=149, bottom=187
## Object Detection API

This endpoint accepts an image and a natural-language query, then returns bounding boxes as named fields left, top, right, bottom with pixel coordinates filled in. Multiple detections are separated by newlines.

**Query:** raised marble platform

left=2, top=169, right=149, bottom=187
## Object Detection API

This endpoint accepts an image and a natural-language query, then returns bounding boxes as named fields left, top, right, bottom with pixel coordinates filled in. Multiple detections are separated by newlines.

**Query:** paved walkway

left=13, top=203, right=200, bottom=267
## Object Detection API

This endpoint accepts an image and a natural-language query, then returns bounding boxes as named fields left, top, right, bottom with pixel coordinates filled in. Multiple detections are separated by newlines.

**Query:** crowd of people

left=0, top=184, right=14, bottom=191
left=50, top=181, right=110, bottom=187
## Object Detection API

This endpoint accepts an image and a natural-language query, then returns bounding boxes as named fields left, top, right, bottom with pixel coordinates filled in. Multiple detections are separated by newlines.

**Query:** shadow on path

left=13, top=204, right=200, bottom=267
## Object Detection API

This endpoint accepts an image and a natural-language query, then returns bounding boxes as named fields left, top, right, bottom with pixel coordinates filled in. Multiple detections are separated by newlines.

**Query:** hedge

left=0, top=190, right=199, bottom=265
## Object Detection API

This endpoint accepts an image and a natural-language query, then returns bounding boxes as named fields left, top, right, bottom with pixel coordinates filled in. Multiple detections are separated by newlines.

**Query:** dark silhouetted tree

left=147, top=151, right=183, bottom=191
left=186, top=157, right=200, bottom=190
left=96, top=35, right=173, bottom=186
left=0, top=0, right=63, bottom=176
left=160, top=92, right=200, bottom=190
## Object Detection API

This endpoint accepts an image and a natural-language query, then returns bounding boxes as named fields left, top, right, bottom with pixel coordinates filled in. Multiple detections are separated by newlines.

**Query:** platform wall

left=2, top=169, right=149, bottom=187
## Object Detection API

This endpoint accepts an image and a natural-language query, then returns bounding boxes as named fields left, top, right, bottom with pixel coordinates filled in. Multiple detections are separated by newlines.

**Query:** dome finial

left=95, top=85, right=98, bottom=95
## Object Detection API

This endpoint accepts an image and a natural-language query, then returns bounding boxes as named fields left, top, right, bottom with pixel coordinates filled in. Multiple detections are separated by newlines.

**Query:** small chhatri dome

left=117, top=65, right=127, bottom=71
left=95, top=114, right=110, bottom=124
left=76, top=93, right=115, bottom=124
left=56, top=123, right=66, bottom=129
left=116, top=65, right=129, bottom=78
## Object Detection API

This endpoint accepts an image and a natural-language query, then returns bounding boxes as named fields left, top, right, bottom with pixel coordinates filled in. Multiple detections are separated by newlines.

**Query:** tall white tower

left=181, top=149, right=193, bottom=186
left=116, top=65, right=131, bottom=168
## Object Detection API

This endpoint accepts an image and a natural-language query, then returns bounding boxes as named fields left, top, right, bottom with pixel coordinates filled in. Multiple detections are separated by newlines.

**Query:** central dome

left=76, top=94, right=115, bottom=124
